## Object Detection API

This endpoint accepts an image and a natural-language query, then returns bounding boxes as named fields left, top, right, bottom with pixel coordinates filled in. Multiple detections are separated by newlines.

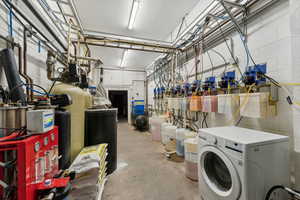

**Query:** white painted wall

left=289, top=0, right=300, bottom=189
left=0, top=2, right=54, bottom=90
left=148, top=0, right=300, bottom=188
left=91, top=66, right=146, bottom=124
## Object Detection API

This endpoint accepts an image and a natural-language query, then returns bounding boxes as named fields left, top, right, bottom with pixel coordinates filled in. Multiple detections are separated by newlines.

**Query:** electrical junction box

left=239, top=92, right=276, bottom=118
left=27, top=109, right=55, bottom=133
left=218, top=94, right=240, bottom=117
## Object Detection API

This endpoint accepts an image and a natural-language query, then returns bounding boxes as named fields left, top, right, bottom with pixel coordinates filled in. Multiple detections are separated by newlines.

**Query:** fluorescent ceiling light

left=121, top=50, right=128, bottom=67
left=128, top=0, right=140, bottom=30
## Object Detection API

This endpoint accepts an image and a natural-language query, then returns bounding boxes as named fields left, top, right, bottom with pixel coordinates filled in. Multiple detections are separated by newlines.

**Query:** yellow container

left=52, top=83, right=92, bottom=160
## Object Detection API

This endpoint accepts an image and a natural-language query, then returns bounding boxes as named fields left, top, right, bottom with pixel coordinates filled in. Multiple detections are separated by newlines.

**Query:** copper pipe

left=17, top=46, right=30, bottom=98
left=23, top=28, right=33, bottom=101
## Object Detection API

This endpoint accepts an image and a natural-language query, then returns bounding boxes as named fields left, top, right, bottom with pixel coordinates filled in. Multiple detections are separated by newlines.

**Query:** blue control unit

left=219, top=71, right=237, bottom=88
left=243, top=64, right=267, bottom=85
left=132, top=100, right=145, bottom=116
left=203, top=76, right=216, bottom=91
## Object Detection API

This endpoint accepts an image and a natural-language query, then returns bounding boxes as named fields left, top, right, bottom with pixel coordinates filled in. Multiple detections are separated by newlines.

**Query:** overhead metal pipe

left=3, top=0, right=66, bottom=54
left=21, top=0, right=67, bottom=51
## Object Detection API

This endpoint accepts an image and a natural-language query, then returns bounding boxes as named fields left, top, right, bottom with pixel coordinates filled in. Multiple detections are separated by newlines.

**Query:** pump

left=219, top=71, right=237, bottom=89
left=243, top=64, right=267, bottom=85
left=190, top=80, right=201, bottom=94
left=203, top=76, right=216, bottom=91
left=183, top=82, right=191, bottom=96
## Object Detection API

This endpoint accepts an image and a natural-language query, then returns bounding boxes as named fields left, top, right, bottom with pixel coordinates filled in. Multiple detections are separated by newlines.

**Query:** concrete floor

left=103, top=121, right=199, bottom=200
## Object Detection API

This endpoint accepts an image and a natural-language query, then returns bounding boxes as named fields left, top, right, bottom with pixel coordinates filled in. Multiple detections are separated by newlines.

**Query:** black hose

left=265, top=185, right=300, bottom=200
left=8, top=83, right=50, bottom=100
left=48, top=80, right=57, bottom=94
left=265, top=185, right=285, bottom=200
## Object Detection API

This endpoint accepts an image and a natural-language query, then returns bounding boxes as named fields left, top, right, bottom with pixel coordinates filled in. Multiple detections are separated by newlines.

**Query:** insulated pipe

left=0, top=48, right=26, bottom=103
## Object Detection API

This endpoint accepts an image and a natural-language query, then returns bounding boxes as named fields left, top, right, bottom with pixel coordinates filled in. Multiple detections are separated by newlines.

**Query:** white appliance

left=198, top=126, right=289, bottom=200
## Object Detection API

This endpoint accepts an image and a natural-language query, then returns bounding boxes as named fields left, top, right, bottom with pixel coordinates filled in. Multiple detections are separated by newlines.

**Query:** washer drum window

left=204, top=152, right=232, bottom=192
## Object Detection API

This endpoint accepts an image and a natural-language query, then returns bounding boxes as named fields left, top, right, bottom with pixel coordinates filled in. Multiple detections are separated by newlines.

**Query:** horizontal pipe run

left=76, top=41, right=175, bottom=54
left=187, top=62, right=230, bottom=78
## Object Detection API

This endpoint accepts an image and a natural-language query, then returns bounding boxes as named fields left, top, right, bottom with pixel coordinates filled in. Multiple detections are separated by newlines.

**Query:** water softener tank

left=55, top=109, right=71, bottom=169
left=52, top=83, right=92, bottom=161
left=85, top=108, right=117, bottom=175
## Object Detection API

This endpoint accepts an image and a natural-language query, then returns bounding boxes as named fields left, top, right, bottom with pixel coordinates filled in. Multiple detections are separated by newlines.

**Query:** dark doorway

left=108, top=90, right=128, bottom=119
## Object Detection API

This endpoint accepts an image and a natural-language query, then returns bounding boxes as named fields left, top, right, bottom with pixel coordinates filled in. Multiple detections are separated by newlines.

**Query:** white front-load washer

left=198, top=126, right=290, bottom=200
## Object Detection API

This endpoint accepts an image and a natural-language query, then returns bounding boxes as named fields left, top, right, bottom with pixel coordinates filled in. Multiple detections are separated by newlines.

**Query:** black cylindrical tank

left=55, top=109, right=71, bottom=169
left=135, top=115, right=148, bottom=131
left=85, top=108, right=117, bottom=175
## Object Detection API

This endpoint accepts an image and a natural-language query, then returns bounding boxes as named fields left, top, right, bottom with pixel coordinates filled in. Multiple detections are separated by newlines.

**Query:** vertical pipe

left=23, top=28, right=33, bottom=101
left=8, top=2, right=13, bottom=37
left=18, top=46, right=29, bottom=98
left=67, top=22, right=72, bottom=64
left=171, top=54, right=175, bottom=87
left=145, top=78, right=149, bottom=114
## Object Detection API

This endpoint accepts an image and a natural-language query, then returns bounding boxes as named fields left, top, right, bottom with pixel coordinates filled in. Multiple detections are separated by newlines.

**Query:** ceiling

left=73, top=0, right=199, bottom=68
left=90, top=46, right=161, bottom=69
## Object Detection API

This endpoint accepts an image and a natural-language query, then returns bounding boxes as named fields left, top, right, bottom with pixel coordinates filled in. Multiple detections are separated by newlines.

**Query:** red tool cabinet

left=0, top=127, right=59, bottom=200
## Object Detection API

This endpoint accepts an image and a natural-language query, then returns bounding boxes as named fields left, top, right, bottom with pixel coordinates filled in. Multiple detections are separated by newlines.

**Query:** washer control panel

left=225, top=140, right=244, bottom=153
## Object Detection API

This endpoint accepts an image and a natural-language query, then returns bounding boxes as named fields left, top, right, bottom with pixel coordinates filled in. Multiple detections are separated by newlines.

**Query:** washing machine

left=198, top=126, right=290, bottom=200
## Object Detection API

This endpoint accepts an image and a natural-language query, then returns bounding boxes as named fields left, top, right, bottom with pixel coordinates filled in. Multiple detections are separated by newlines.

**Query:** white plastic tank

left=52, top=83, right=92, bottom=161
left=166, top=125, right=177, bottom=139
left=184, top=138, right=198, bottom=181
left=176, top=128, right=189, bottom=156
left=184, top=131, right=197, bottom=139
left=150, top=116, right=165, bottom=141
left=161, top=122, right=172, bottom=145
left=149, top=117, right=154, bottom=133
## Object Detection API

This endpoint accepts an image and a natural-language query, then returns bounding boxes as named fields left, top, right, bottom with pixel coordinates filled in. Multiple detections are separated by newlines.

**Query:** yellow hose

left=295, top=102, right=300, bottom=107
left=280, top=83, right=300, bottom=86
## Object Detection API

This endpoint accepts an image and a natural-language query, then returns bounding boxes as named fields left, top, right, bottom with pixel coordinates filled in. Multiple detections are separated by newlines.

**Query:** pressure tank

left=135, top=115, right=148, bottom=131
left=85, top=108, right=117, bottom=175
left=52, top=83, right=92, bottom=161
left=55, top=109, right=71, bottom=169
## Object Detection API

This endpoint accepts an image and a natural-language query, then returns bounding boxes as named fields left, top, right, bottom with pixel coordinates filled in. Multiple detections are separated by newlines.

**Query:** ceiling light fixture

left=128, top=0, right=140, bottom=30
left=121, top=50, right=128, bottom=67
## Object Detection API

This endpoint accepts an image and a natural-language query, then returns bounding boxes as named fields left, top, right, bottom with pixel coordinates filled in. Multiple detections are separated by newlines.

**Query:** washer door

left=199, top=146, right=241, bottom=200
